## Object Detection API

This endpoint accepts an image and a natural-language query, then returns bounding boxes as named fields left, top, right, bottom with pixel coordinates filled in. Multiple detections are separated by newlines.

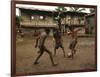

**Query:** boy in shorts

left=34, top=29, right=57, bottom=66
left=53, top=28, right=66, bottom=57
left=67, top=27, right=81, bottom=59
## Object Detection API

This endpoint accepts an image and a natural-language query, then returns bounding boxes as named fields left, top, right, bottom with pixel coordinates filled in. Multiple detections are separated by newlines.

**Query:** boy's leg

left=34, top=50, right=44, bottom=64
left=70, top=43, right=76, bottom=59
left=62, top=47, right=66, bottom=57
left=68, top=43, right=74, bottom=59
left=73, top=49, right=76, bottom=54
left=71, top=49, right=74, bottom=59
left=44, top=47, right=58, bottom=66
left=70, top=41, right=77, bottom=59
left=54, top=43, right=58, bottom=56
left=72, top=41, right=77, bottom=54
left=61, top=45, right=66, bottom=57
left=54, top=47, right=57, bottom=56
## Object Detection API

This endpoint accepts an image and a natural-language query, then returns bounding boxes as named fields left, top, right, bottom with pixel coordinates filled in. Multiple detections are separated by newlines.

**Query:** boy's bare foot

left=37, top=51, right=40, bottom=53
left=54, top=54, right=56, bottom=57
left=52, top=63, right=58, bottom=66
left=64, top=54, right=66, bottom=58
left=73, top=50, right=76, bottom=54
left=34, top=62, right=39, bottom=65
left=67, top=54, right=74, bottom=59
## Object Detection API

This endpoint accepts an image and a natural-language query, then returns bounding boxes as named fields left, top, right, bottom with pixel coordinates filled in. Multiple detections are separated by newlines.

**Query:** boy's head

left=69, top=26, right=74, bottom=32
left=45, top=28, right=50, bottom=34
left=53, top=27, right=58, bottom=31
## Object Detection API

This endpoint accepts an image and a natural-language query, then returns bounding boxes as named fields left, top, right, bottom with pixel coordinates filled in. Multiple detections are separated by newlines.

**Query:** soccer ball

left=67, top=52, right=72, bottom=58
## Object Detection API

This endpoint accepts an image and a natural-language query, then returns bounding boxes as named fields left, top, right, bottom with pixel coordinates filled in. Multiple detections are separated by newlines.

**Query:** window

left=39, top=16, right=45, bottom=20
left=31, top=16, right=35, bottom=20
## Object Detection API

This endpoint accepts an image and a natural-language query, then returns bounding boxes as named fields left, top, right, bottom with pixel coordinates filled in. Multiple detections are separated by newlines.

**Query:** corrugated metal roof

left=16, top=6, right=56, bottom=12
left=16, top=6, right=88, bottom=15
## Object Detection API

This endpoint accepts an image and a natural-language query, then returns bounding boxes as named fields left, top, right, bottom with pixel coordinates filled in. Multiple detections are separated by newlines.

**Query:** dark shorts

left=38, top=45, right=50, bottom=53
left=55, top=41, right=63, bottom=49
left=69, top=40, right=77, bottom=49
left=39, top=45, right=45, bottom=51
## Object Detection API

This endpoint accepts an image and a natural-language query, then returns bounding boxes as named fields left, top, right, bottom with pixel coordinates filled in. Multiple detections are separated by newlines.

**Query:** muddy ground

left=16, top=35, right=96, bottom=75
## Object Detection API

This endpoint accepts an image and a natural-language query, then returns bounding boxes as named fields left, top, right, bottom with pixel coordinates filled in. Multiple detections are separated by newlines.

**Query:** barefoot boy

left=34, top=28, right=57, bottom=66
left=53, top=28, right=66, bottom=57
left=67, top=27, right=81, bottom=59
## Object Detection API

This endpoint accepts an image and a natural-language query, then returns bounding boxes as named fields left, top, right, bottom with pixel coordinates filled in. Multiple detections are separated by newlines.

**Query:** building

left=85, top=13, right=96, bottom=34
left=17, top=7, right=57, bottom=29
left=16, top=6, right=91, bottom=37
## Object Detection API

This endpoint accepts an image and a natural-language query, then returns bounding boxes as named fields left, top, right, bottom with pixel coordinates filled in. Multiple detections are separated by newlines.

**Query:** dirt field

left=16, top=35, right=96, bottom=75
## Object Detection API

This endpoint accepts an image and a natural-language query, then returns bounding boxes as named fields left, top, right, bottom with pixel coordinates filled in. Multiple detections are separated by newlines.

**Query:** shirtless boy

left=67, top=27, right=81, bottom=59
left=53, top=28, right=66, bottom=57
left=34, top=29, right=57, bottom=66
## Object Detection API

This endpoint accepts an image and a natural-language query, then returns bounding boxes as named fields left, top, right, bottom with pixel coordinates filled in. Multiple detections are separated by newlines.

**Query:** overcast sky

left=16, top=0, right=99, bottom=4
left=16, top=4, right=92, bottom=16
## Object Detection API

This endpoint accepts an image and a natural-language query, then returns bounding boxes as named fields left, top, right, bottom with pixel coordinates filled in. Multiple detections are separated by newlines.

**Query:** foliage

left=54, top=6, right=67, bottom=31
left=69, top=7, right=85, bottom=13
left=55, top=6, right=67, bottom=12
left=89, top=8, right=95, bottom=13
left=69, top=7, right=86, bottom=24
left=16, top=15, right=23, bottom=24
left=16, top=15, right=20, bottom=25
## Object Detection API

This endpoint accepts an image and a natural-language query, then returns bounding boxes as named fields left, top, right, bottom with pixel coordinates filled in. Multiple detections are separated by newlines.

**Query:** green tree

left=16, top=15, right=20, bottom=28
left=16, top=15, right=24, bottom=38
left=89, top=8, right=95, bottom=13
left=69, top=7, right=86, bottom=25
left=55, top=6, right=67, bottom=12
left=54, top=6, right=67, bottom=31
left=69, top=7, right=85, bottom=12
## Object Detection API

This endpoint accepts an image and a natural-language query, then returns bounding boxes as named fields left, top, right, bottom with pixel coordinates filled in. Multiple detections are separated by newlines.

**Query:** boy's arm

left=74, top=28, right=82, bottom=33
left=67, top=31, right=72, bottom=35
left=35, top=36, right=40, bottom=48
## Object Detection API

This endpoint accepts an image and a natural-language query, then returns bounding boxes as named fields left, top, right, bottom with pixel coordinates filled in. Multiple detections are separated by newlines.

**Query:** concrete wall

left=20, top=9, right=85, bottom=27
left=85, top=14, right=95, bottom=34
left=62, top=15, right=85, bottom=25
left=20, top=10, right=57, bottom=27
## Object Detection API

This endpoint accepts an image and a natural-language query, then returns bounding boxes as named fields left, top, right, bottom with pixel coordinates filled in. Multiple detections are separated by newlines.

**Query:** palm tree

left=16, top=15, right=24, bottom=38
left=69, top=7, right=86, bottom=25
left=89, top=8, right=95, bottom=13
left=16, top=15, right=20, bottom=28
left=54, top=6, right=67, bottom=31
left=69, top=7, right=85, bottom=12
left=55, top=6, right=67, bottom=12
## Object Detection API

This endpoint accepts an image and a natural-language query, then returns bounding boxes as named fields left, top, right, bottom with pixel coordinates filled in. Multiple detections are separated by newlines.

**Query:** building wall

left=21, top=12, right=31, bottom=22
left=85, top=14, right=95, bottom=34
left=20, top=9, right=86, bottom=27
left=20, top=10, right=57, bottom=28
left=17, top=9, right=88, bottom=37
left=61, top=15, right=85, bottom=25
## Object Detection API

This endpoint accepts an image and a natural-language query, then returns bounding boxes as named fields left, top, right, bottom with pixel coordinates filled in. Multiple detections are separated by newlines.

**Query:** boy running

left=53, top=28, right=66, bottom=57
left=34, top=28, right=57, bottom=66
left=67, top=27, right=81, bottom=59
